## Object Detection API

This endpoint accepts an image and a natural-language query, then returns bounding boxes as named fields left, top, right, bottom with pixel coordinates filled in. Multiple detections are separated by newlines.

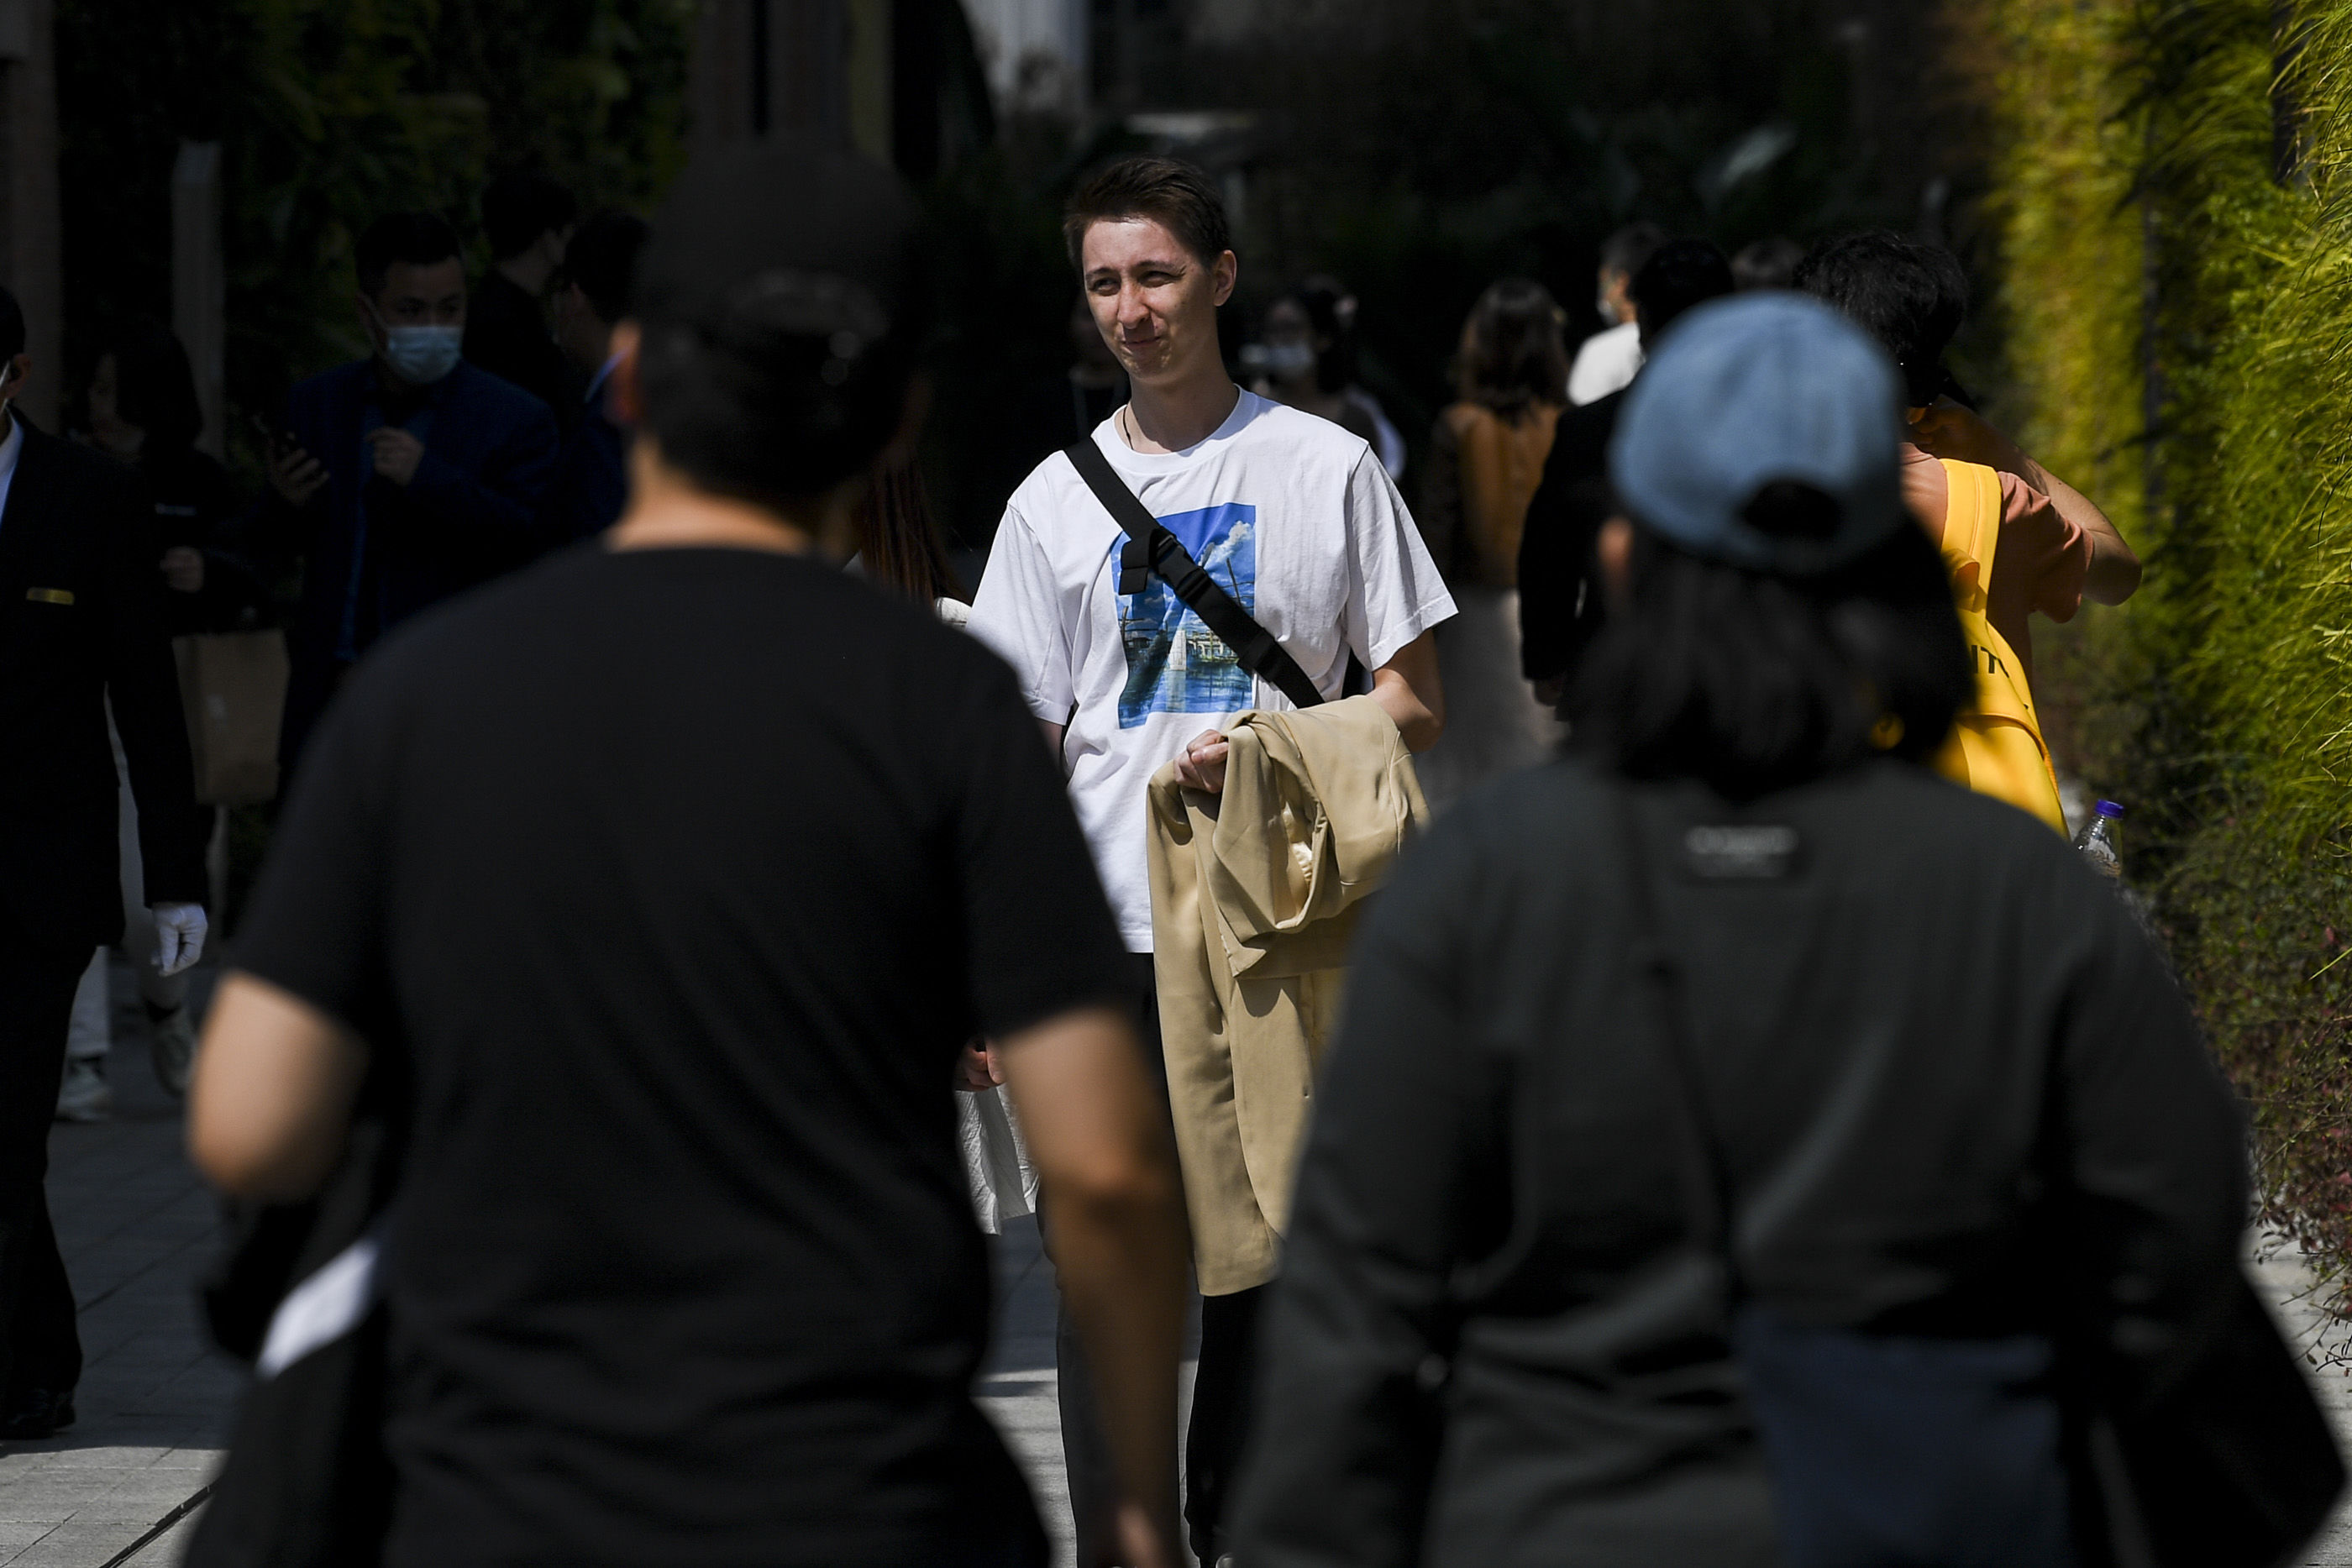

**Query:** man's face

left=1079, top=218, right=1236, bottom=387
left=360, top=257, right=466, bottom=351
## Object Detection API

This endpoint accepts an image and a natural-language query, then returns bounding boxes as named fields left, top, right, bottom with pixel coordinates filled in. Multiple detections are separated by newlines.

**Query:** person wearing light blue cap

left=1237, top=292, right=2298, bottom=1568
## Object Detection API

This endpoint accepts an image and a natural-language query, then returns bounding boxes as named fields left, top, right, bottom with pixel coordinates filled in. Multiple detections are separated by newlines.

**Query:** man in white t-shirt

left=969, top=154, right=1453, bottom=1568
left=1567, top=219, right=1666, bottom=406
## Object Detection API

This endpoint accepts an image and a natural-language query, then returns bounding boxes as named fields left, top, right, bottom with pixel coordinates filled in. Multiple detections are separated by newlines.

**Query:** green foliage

left=1960, top=0, right=2352, bottom=1261
left=56, top=0, right=691, bottom=427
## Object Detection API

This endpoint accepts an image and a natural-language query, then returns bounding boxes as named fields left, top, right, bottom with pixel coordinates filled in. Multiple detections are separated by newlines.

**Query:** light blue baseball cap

left=1607, top=291, right=1910, bottom=575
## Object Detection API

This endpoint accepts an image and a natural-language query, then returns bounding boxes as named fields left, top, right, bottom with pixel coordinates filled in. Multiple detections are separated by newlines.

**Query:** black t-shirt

left=236, top=545, right=1129, bottom=1567
left=1515, top=387, right=1622, bottom=684
left=463, top=270, right=581, bottom=434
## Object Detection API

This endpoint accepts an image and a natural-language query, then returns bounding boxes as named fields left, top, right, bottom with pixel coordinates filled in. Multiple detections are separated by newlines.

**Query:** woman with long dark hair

left=1415, top=278, right=1571, bottom=805
left=1237, top=296, right=2281, bottom=1566
left=851, top=454, right=966, bottom=611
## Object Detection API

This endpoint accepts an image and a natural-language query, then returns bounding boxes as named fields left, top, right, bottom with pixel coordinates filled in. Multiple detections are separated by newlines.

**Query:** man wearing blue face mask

left=252, top=211, right=561, bottom=772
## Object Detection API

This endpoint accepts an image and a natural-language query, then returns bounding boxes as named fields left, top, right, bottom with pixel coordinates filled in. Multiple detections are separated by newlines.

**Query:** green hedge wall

left=1962, top=0, right=2352, bottom=1261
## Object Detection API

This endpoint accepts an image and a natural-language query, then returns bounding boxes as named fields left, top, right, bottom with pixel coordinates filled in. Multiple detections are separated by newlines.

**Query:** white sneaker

left=55, top=1058, right=113, bottom=1123
left=150, top=1005, right=197, bottom=1097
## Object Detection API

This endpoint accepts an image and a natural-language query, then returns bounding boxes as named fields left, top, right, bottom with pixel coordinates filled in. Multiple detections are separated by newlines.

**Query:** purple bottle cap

left=2094, top=800, right=2124, bottom=819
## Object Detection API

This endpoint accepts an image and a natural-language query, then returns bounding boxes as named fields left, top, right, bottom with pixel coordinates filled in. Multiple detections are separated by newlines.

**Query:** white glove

left=152, top=902, right=208, bottom=977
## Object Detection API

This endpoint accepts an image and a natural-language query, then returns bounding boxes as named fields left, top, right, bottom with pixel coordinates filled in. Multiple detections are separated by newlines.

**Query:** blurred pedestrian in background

left=80, top=317, right=255, bottom=634
left=1567, top=219, right=1666, bottom=405
left=1413, top=277, right=1569, bottom=805
left=1063, top=292, right=1131, bottom=441
left=465, top=170, right=580, bottom=430
left=854, top=456, right=967, bottom=613
left=0, top=281, right=209, bottom=1441
left=1238, top=293, right=2277, bottom=1568
left=252, top=211, right=559, bottom=772
left=55, top=317, right=255, bottom=1120
left=1731, top=234, right=1806, bottom=291
left=1796, top=232, right=2140, bottom=694
left=970, top=154, right=1452, bottom=1567
left=1302, top=275, right=1410, bottom=481
left=1797, top=233, right=2139, bottom=830
left=537, top=210, right=650, bottom=543
left=190, top=142, right=1189, bottom=1568
left=1247, top=281, right=1384, bottom=449
left=1519, top=239, right=1733, bottom=705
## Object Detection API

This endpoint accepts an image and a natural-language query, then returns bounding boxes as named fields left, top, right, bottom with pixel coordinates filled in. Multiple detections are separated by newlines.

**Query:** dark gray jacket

left=1236, top=758, right=2248, bottom=1568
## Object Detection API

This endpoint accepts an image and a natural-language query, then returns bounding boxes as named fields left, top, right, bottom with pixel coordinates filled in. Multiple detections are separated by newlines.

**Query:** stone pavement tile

left=20, top=1448, right=171, bottom=1473
left=0, top=960, right=227, bottom=1568
left=0, top=1519, right=59, bottom=1554
left=119, top=1505, right=202, bottom=1567
left=0, top=1469, right=129, bottom=1523
left=8, top=1514, right=169, bottom=1567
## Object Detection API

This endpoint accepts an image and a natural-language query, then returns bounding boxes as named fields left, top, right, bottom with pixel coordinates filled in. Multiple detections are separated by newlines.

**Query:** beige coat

left=1144, top=696, right=1431, bottom=1295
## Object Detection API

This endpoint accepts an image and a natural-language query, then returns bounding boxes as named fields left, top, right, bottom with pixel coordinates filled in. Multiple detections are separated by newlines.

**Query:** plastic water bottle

left=2073, top=800, right=2123, bottom=878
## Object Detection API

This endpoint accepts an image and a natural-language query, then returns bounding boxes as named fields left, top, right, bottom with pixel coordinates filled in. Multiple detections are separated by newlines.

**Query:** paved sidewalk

left=6, top=953, right=2351, bottom=1566
left=0, top=959, right=234, bottom=1568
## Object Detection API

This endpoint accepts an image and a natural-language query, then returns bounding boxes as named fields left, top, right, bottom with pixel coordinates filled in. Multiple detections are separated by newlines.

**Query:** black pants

left=1059, top=954, right=1266, bottom=1567
left=0, top=920, right=92, bottom=1404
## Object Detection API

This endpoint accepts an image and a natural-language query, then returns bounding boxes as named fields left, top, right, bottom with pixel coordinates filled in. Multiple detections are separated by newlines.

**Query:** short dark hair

left=1600, top=221, right=1669, bottom=281
left=1453, top=277, right=1568, bottom=418
left=0, top=284, right=26, bottom=363
left=1793, top=232, right=1968, bottom=406
left=355, top=212, right=464, bottom=297
left=482, top=170, right=578, bottom=262
left=1731, top=235, right=1806, bottom=291
left=634, top=140, right=926, bottom=510
left=93, top=317, right=202, bottom=451
left=560, top=211, right=650, bottom=325
left=1063, top=156, right=1232, bottom=272
left=1567, top=519, right=1969, bottom=800
left=1630, top=240, right=1735, bottom=349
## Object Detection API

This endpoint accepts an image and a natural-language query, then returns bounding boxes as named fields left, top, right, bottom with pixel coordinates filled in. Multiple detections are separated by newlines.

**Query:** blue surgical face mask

left=369, top=302, right=464, bottom=385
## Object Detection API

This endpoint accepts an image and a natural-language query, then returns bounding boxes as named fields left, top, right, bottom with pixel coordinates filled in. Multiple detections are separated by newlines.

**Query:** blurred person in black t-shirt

left=465, top=170, right=580, bottom=430
left=1517, top=239, right=1734, bottom=704
left=189, top=141, right=1189, bottom=1568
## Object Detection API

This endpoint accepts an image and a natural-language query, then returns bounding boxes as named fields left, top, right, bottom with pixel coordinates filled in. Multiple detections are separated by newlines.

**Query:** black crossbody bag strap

left=1063, top=438, right=1327, bottom=710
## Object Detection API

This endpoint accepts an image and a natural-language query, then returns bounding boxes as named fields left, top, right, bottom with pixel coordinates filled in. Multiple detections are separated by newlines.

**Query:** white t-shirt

left=969, top=391, right=1456, bottom=951
left=1568, top=319, right=1643, bottom=406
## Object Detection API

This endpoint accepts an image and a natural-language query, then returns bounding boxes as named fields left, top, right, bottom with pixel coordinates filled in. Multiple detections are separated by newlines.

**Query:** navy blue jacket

left=256, top=358, right=559, bottom=766
left=535, top=396, right=628, bottom=546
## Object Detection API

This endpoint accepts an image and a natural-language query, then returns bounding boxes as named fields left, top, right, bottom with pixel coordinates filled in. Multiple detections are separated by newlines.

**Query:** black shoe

left=0, top=1388, right=76, bottom=1440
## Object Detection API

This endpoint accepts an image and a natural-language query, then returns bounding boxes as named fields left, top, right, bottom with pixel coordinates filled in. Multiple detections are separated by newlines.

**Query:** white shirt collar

left=0, top=413, right=29, bottom=484
left=585, top=351, right=623, bottom=406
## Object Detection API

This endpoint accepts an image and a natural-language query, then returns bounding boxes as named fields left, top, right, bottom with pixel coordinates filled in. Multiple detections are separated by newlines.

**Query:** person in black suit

left=0, top=283, right=211, bottom=1440
left=465, top=171, right=580, bottom=433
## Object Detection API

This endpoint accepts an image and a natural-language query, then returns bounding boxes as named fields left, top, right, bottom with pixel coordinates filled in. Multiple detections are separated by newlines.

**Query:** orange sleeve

left=1998, top=470, right=2091, bottom=626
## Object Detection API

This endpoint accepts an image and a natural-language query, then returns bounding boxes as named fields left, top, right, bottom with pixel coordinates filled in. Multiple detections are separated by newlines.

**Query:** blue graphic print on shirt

left=1113, top=501, right=1257, bottom=728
